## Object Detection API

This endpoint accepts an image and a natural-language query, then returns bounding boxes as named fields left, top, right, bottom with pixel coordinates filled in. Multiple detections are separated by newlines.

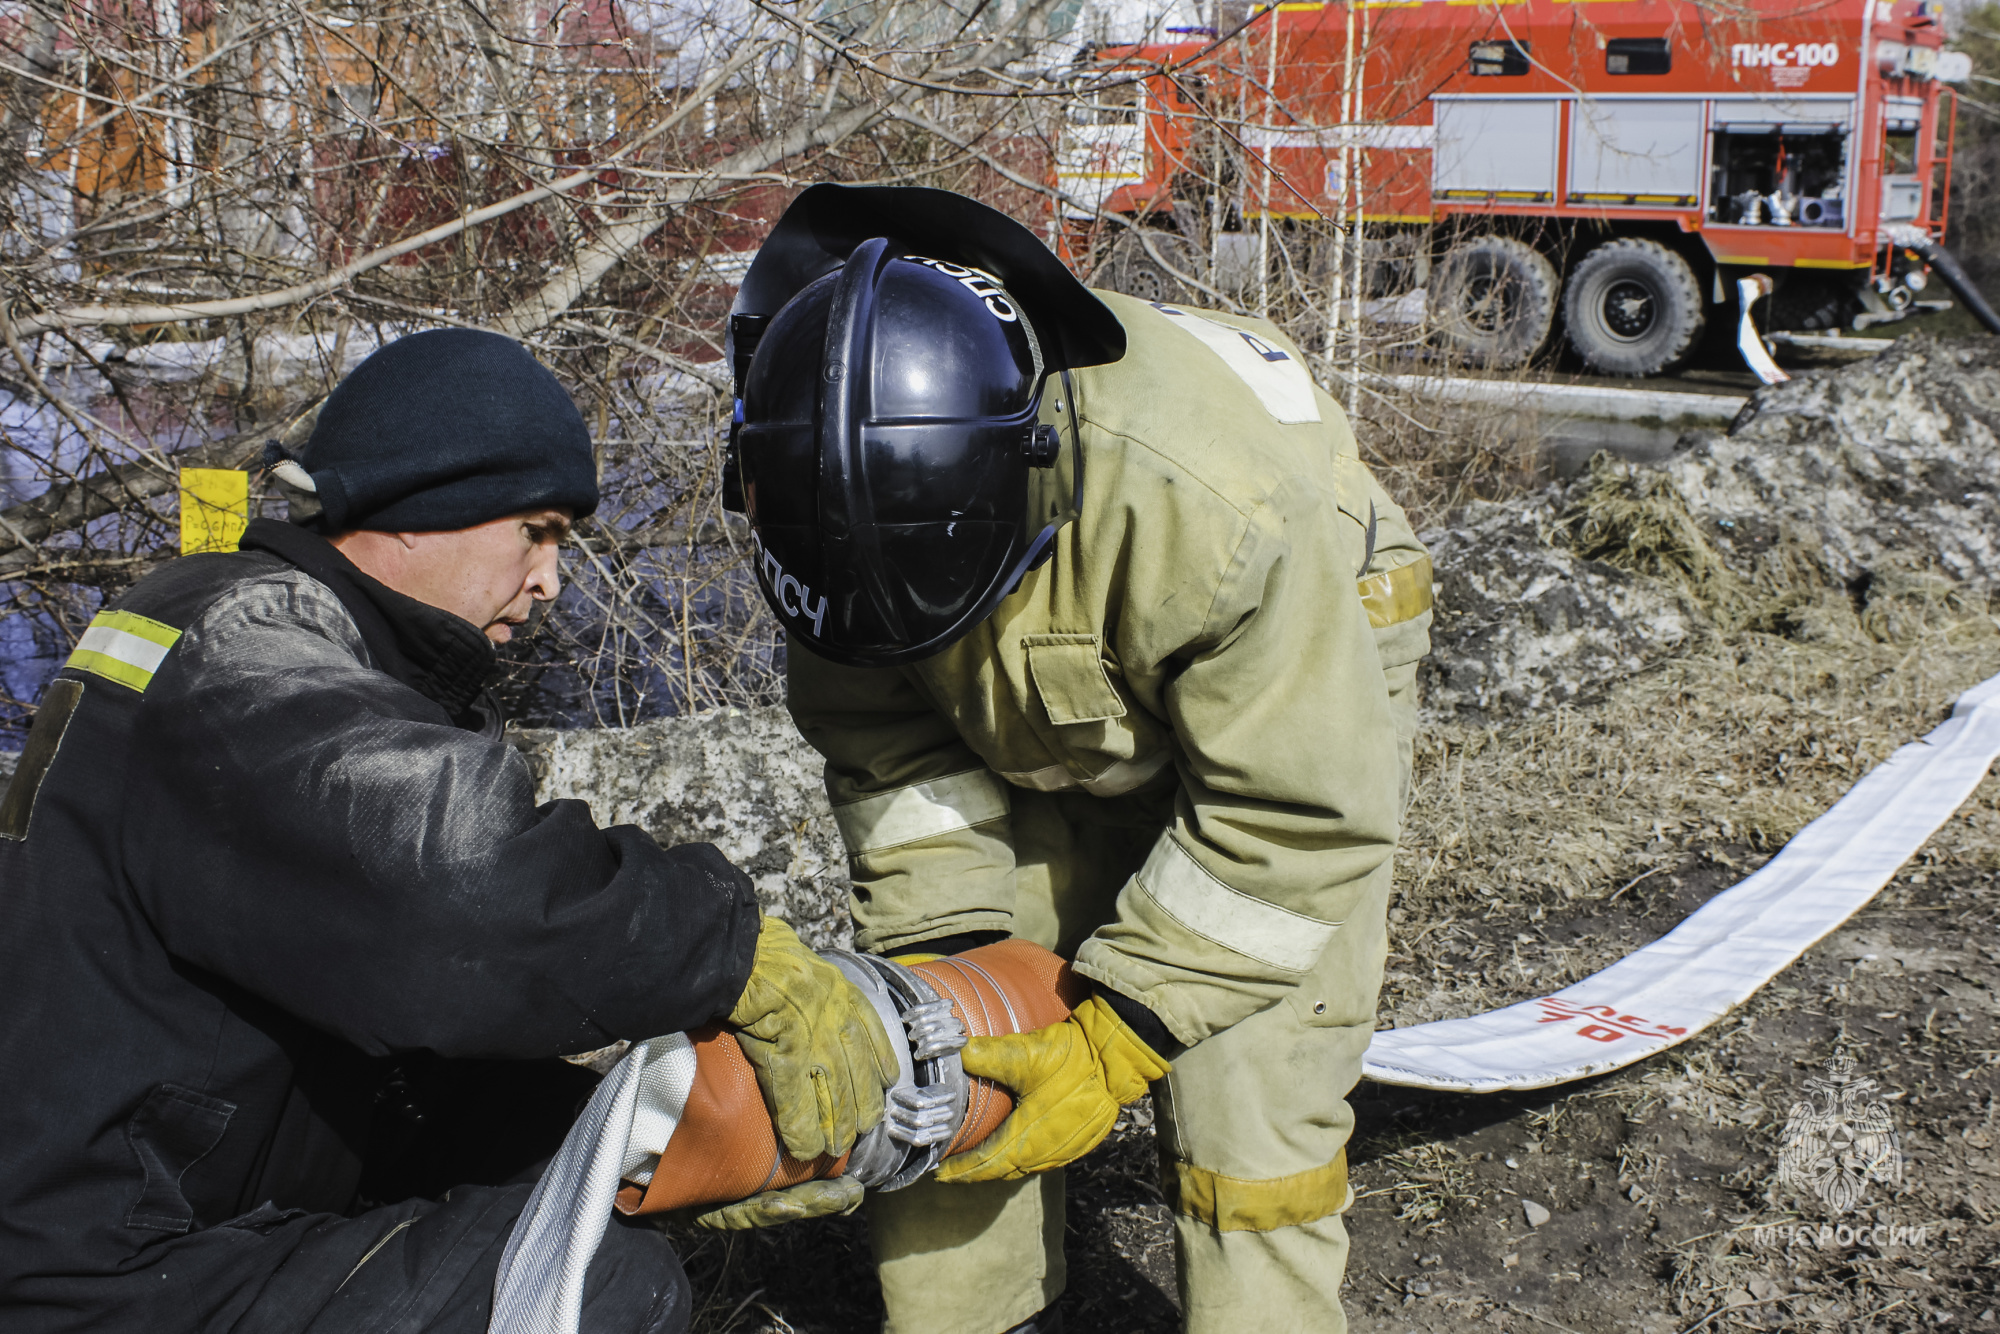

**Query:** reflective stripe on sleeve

left=65, top=610, right=181, bottom=692
left=831, top=768, right=1010, bottom=855
left=1133, top=835, right=1337, bottom=973
left=1357, top=554, right=1434, bottom=630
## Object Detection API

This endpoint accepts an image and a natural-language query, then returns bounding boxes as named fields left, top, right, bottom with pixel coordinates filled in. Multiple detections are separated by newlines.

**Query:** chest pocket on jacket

left=127, top=1083, right=236, bottom=1233
left=1024, top=634, right=1127, bottom=726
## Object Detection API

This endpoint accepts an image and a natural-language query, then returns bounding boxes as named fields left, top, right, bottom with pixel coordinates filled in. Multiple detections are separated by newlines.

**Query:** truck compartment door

left=1568, top=98, right=1703, bottom=206
left=1433, top=97, right=1561, bottom=201
left=1708, top=97, right=1854, bottom=228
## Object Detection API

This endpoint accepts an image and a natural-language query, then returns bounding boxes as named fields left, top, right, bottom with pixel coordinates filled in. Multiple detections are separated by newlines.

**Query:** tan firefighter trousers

left=865, top=787, right=1392, bottom=1334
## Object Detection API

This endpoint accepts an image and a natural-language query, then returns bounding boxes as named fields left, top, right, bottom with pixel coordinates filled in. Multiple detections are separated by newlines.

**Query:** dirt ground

left=1341, top=852, right=2000, bottom=1334
left=665, top=603, right=2000, bottom=1333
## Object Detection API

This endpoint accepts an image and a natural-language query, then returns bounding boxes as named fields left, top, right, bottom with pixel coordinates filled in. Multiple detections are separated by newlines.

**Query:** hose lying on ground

left=1364, top=670, right=2000, bottom=1092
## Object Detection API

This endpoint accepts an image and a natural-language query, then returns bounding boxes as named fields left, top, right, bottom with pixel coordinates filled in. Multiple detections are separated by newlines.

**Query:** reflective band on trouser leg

left=1164, top=1147, right=1350, bottom=1232
left=1150, top=859, right=1391, bottom=1334
left=1357, top=554, right=1433, bottom=630
left=831, top=768, right=1010, bottom=854
left=1132, top=833, right=1338, bottom=973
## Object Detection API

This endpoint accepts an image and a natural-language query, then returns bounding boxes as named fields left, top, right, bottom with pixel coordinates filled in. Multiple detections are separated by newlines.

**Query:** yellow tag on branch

left=179, top=468, right=248, bottom=555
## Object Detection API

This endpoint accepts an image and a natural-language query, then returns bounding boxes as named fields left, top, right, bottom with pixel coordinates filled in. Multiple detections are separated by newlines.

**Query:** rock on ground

left=1421, top=496, right=1688, bottom=715
left=509, top=707, right=852, bottom=949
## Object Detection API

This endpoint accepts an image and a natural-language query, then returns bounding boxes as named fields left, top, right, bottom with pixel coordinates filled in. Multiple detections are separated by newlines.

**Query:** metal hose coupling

left=611, top=938, right=1087, bottom=1218
left=1883, top=223, right=2000, bottom=337
left=823, top=951, right=972, bottom=1190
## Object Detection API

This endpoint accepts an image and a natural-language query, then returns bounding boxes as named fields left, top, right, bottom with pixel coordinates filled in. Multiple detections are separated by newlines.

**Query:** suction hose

left=612, top=938, right=1088, bottom=1216
left=1885, top=224, right=2000, bottom=336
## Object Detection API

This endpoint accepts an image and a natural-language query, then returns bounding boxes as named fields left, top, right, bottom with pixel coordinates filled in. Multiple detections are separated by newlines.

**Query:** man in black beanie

left=0, top=329, right=896, bottom=1333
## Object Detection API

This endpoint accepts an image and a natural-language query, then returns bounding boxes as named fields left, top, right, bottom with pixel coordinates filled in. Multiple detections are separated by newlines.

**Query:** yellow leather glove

left=934, top=994, right=1172, bottom=1184
left=694, top=1176, right=865, bottom=1231
left=728, top=916, right=901, bottom=1161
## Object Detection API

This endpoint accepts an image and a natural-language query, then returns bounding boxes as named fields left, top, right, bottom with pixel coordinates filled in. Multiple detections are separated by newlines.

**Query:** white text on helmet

left=913, top=258, right=1019, bottom=323
left=752, top=532, right=829, bottom=636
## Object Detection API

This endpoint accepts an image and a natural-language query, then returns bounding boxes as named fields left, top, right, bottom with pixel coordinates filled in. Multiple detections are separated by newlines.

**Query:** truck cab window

left=1470, top=40, right=1530, bottom=76
left=1606, top=38, right=1671, bottom=74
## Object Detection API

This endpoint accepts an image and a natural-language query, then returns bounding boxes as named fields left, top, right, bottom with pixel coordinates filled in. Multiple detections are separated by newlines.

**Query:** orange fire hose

left=614, top=939, right=1088, bottom=1216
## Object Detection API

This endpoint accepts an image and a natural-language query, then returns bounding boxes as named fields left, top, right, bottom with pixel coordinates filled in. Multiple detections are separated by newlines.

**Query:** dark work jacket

left=0, top=519, right=759, bottom=1331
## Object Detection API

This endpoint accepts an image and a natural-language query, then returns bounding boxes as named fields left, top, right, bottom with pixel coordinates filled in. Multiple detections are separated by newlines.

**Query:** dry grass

left=1401, top=605, right=2000, bottom=917
left=1346, top=367, right=1547, bottom=534
left=1355, top=1138, right=1482, bottom=1234
left=1403, top=435, right=2000, bottom=912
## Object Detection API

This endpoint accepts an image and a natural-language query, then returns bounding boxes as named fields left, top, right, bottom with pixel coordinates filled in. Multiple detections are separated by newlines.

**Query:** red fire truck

left=1060, top=0, right=1985, bottom=376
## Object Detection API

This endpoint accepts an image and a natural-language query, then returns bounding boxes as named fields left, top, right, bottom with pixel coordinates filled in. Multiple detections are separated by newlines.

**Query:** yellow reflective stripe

left=1165, top=1147, right=1349, bottom=1232
left=1358, top=554, right=1434, bottom=629
left=1134, top=835, right=1337, bottom=972
left=65, top=611, right=181, bottom=692
left=94, top=609, right=181, bottom=648
left=831, top=769, right=1010, bottom=854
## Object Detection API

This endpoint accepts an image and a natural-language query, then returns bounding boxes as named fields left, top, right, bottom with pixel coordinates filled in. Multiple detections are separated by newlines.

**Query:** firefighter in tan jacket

left=724, top=186, right=1431, bottom=1334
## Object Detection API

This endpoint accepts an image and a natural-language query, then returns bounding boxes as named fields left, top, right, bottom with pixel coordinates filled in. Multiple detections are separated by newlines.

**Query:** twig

left=1676, top=1294, right=1797, bottom=1334
left=1506, top=1302, right=1591, bottom=1334
left=1608, top=866, right=1667, bottom=903
left=717, top=1287, right=765, bottom=1331
left=4, top=36, right=771, bottom=340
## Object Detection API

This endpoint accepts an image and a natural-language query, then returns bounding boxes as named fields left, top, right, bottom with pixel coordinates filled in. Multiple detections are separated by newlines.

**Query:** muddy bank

left=1423, top=335, right=2000, bottom=717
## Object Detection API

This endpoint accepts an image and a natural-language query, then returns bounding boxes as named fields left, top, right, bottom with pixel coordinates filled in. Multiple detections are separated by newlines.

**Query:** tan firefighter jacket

left=787, top=291, right=1433, bottom=1047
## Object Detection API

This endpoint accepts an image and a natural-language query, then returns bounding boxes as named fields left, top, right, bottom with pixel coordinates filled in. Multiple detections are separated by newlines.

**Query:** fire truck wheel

left=1430, top=237, right=1560, bottom=368
left=1100, top=232, right=1203, bottom=306
left=1563, top=239, right=1706, bottom=377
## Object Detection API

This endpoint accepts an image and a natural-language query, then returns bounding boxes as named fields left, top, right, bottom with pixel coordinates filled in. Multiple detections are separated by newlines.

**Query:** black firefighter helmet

left=725, top=185, right=1126, bottom=669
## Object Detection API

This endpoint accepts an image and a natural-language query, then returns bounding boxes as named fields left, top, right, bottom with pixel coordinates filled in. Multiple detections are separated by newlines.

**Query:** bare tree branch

left=0, top=422, right=275, bottom=573
left=2, top=35, right=769, bottom=339
left=493, top=98, right=891, bottom=336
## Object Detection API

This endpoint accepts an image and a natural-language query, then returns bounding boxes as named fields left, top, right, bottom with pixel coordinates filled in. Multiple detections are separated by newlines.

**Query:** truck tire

left=1562, top=238, right=1705, bottom=376
left=1099, top=231, right=1203, bottom=305
left=1430, top=236, right=1559, bottom=368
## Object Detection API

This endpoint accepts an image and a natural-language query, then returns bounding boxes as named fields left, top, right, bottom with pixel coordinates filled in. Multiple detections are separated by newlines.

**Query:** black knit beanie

left=276, top=329, right=598, bottom=533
